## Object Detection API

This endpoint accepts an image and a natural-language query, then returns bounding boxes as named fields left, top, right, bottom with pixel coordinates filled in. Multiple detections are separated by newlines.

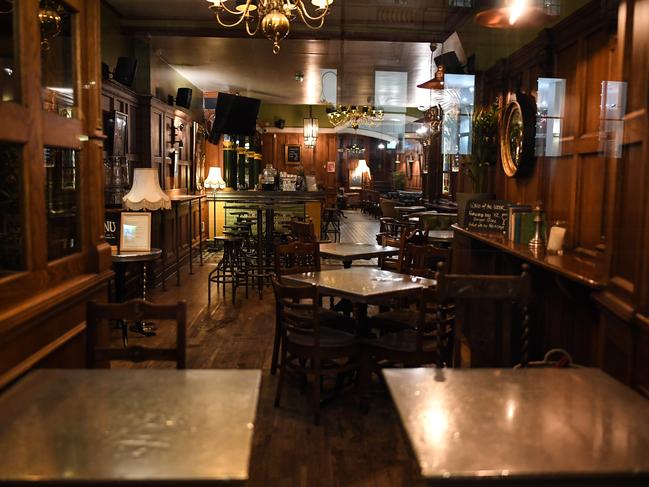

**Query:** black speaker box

left=176, top=88, right=193, bottom=109
left=114, top=57, right=138, bottom=87
left=274, top=119, right=285, bottom=129
left=434, top=51, right=464, bottom=74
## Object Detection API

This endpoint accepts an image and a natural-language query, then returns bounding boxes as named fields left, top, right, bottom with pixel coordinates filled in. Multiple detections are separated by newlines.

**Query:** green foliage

left=393, top=170, right=405, bottom=190
left=464, top=103, right=500, bottom=193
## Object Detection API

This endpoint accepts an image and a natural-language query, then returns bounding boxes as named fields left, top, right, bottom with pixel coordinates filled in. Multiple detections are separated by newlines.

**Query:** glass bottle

left=262, top=163, right=277, bottom=191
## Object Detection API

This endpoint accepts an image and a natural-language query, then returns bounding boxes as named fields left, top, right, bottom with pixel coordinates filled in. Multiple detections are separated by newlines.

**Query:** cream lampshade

left=204, top=166, right=226, bottom=191
left=123, top=168, right=171, bottom=210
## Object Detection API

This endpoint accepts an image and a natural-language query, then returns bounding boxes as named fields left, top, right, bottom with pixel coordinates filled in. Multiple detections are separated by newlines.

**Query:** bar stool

left=207, top=236, right=249, bottom=304
left=321, top=207, right=341, bottom=242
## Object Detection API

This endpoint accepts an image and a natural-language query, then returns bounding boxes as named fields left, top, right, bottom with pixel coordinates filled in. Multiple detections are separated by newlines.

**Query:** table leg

left=175, top=203, right=181, bottom=286
left=161, top=212, right=167, bottom=291
left=188, top=199, right=194, bottom=275
left=199, top=197, right=203, bottom=266
left=343, top=260, right=352, bottom=269
left=131, top=262, right=156, bottom=337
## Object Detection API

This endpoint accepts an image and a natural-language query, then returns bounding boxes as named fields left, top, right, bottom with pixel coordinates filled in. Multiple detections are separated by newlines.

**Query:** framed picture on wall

left=326, top=161, right=336, bottom=173
left=285, top=144, right=301, bottom=164
left=120, top=212, right=151, bottom=252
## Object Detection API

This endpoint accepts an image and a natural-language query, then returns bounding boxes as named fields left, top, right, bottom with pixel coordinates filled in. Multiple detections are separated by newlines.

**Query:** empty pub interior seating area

left=0, top=0, right=648, bottom=485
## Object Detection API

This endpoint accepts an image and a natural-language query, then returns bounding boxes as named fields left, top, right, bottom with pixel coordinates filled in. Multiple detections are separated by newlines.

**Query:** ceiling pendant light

left=304, top=106, right=318, bottom=148
left=207, top=0, right=334, bottom=54
left=475, top=0, right=561, bottom=29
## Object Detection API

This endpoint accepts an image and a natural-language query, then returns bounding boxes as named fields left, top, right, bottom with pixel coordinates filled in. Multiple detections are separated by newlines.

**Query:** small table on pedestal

left=111, top=248, right=162, bottom=344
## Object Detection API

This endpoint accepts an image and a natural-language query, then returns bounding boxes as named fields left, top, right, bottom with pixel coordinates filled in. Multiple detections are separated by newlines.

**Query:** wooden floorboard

left=111, top=211, right=424, bottom=487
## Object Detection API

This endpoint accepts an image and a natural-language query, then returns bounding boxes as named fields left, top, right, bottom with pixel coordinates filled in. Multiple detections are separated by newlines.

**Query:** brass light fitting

left=206, top=0, right=334, bottom=54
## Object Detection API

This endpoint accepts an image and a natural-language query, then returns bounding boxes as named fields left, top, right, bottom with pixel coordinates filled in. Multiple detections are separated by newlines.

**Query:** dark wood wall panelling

left=595, top=0, right=649, bottom=397
left=101, top=82, right=208, bottom=289
left=0, top=0, right=112, bottom=389
left=464, top=0, right=649, bottom=393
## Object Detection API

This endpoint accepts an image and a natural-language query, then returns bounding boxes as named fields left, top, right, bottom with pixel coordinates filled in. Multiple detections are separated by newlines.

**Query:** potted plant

left=393, top=170, right=405, bottom=191
left=457, top=102, right=500, bottom=226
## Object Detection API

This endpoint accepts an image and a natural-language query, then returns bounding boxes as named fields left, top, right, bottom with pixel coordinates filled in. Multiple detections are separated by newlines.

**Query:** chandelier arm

left=245, top=16, right=260, bottom=36
left=215, top=2, right=245, bottom=16
left=296, top=2, right=329, bottom=21
left=215, top=9, right=249, bottom=28
left=295, top=4, right=327, bottom=27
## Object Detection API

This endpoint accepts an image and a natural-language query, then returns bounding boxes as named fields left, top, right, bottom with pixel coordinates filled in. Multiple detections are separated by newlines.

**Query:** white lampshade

left=123, top=168, right=171, bottom=210
left=357, top=159, right=370, bottom=174
left=204, top=166, right=225, bottom=190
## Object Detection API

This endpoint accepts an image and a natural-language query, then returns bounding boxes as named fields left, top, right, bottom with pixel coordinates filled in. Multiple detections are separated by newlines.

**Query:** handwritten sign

left=466, top=200, right=510, bottom=234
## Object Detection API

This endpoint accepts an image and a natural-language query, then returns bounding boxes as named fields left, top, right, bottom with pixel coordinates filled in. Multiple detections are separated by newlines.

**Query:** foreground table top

left=0, top=369, right=261, bottom=484
left=319, top=242, right=399, bottom=260
left=384, top=368, right=649, bottom=484
left=283, top=267, right=434, bottom=302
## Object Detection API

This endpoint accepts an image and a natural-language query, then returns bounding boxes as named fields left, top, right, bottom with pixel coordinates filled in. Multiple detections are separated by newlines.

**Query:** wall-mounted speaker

left=176, top=88, right=193, bottom=109
left=274, top=119, right=285, bottom=129
left=434, top=51, right=464, bottom=74
left=114, top=57, right=138, bottom=87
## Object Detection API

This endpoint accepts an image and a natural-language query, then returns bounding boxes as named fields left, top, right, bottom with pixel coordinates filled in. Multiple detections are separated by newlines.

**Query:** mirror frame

left=500, top=94, right=537, bottom=177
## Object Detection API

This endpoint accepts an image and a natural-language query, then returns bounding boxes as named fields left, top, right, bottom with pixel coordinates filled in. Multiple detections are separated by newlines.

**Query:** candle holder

left=528, top=204, right=545, bottom=251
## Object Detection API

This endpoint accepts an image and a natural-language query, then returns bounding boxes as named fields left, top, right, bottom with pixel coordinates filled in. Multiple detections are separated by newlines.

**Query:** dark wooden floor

left=114, top=211, right=426, bottom=487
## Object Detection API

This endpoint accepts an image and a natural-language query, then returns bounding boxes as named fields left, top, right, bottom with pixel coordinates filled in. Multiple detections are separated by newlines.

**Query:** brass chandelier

left=206, top=0, right=334, bottom=54
left=326, top=105, right=385, bottom=131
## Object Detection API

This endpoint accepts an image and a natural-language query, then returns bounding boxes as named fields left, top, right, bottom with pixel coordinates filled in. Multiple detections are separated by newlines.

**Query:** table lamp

left=204, top=166, right=226, bottom=246
left=123, top=168, right=171, bottom=210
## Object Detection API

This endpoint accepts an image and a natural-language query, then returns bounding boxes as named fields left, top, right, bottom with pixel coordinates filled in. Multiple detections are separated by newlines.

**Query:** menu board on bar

left=466, top=200, right=510, bottom=234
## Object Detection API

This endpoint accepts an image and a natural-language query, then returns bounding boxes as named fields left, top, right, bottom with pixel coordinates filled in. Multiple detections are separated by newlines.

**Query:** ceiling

left=105, top=0, right=475, bottom=43
left=152, top=36, right=437, bottom=106
left=103, top=0, right=590, bottom=106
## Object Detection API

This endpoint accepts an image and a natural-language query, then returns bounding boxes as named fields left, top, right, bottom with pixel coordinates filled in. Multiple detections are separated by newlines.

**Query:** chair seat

left=288, top=326, right=357, bottom=348
left=286, top=307, right=356, bottom=333
left=364, top=329, right=438, bottom=354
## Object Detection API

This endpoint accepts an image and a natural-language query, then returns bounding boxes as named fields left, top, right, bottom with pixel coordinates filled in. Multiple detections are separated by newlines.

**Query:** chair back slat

left=274, top=241, right=321, bottom=276
left=402, top=243, right=451, bottom=278
left=434, top=263, right=532, bottom=367
left=86, top=299, right=187, bottom=369
left=290, top=220, right=317, bottom=242
left=271, top=276, right=320, bottom=343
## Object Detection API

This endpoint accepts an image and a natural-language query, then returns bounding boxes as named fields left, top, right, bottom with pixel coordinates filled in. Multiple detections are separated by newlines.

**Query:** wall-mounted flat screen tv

left=208, top=93, right=261, bottom=144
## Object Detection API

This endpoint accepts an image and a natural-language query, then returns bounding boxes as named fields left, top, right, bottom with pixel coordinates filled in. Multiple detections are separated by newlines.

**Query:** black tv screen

left=208, top=93, right=261, bottom=144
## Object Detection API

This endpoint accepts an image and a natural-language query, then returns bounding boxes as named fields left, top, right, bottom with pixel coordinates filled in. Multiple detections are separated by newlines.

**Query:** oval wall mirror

left=500, top=94, right=536, bottom=177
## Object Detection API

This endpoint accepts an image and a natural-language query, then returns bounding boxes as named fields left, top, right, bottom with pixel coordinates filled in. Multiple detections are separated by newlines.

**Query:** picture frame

left=326, top=161, right=336, bottom=173
left=120, top=212, right=152, bottom=252
left=285, top=144, right=301, bottom=164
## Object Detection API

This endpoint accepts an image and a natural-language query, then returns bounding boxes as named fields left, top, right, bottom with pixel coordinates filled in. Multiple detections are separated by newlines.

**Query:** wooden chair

left=86, top=299, right=187, bottom=369
left=436, top=263, right=533, bottom=367
left=289, top=220, right=317, bottom=243
left=272, top=276, right=358, bottom=425
left=271, top=241, right=355, bottom=375
left=371, top=242, right=453, bottom=336
left=274, top=240, right=321, bottom=274
left=361, top=286, right=449, bottom=410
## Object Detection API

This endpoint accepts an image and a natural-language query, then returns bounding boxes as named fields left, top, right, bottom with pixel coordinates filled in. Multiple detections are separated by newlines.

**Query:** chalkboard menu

left=466, top=200, right=510, bottom=234
left=104, top=211, right=121, bottom=246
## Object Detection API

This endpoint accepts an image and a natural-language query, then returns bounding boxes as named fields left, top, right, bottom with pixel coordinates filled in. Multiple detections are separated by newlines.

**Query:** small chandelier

left=327, top=105, right=384, bottom=130
left=303, top=106, right=318, bottom=148
left=206, top=0, right=334, bottom=54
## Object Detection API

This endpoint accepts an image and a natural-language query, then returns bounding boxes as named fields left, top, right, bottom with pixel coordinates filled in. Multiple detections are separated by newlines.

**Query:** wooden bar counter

left=452, top=225, right=607, bottom=368
left=206, top=191, right=325, bottom=239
